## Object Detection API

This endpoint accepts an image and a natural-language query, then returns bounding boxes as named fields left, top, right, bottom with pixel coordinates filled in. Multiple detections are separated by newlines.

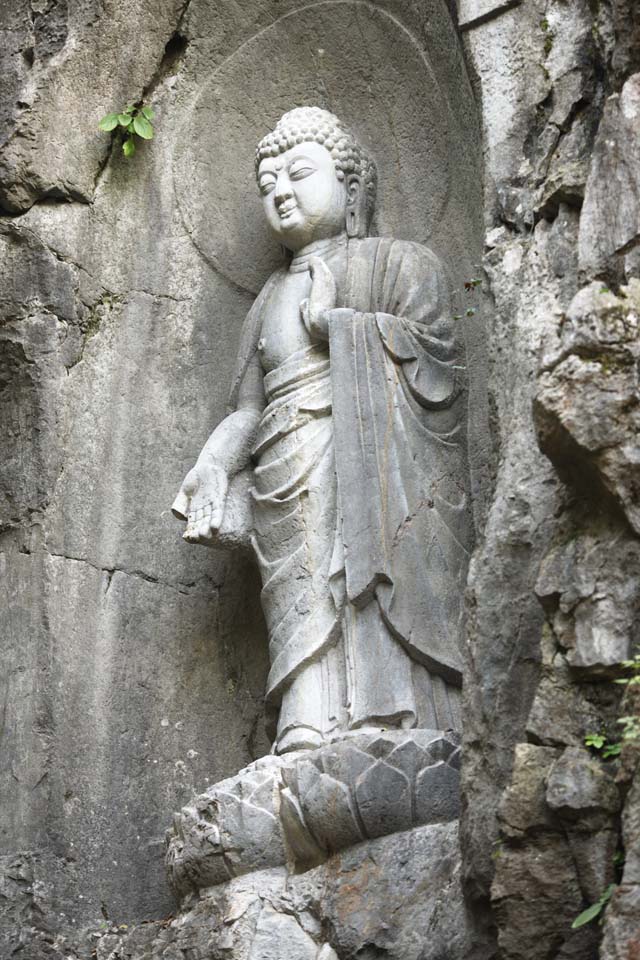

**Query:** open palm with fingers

left=172, top=460, right=229, bottom=544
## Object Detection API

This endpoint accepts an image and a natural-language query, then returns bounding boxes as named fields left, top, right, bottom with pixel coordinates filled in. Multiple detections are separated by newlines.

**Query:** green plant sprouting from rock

left=584, top=730, right=622, bottom=758
left=98, top=103, right=154, bottom=157
left=571, top=884, right=615, bottom=930
left=576, top=656, right=640, bottom=929
left=584, top=655, right=640, bottom=758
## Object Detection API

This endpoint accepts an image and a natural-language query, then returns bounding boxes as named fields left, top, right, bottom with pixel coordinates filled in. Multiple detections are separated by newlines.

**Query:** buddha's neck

left=289, top=233, right=347, bottom=273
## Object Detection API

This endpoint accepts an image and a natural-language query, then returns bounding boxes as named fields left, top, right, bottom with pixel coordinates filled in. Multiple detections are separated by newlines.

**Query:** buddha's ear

left=345, top=173, right=367, bottom=238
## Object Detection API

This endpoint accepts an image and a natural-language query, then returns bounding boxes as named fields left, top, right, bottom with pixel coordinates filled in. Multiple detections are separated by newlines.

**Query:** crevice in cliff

left=46, top=550, right=220, bottom=597
left=0, top=191, right=92, bottom=218
left=92, top=0, right=191, bottom=199
left=6, top=222, right=190, bottom=323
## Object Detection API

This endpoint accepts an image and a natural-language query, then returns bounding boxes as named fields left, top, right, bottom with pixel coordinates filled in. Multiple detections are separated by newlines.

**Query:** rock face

left=459, top=3, right=640, bottom=959
left=97, top=823, right=468, bottom=960
left=0, top=0, right=483, bottom=955
left=1, top=1, right=639, bottom=959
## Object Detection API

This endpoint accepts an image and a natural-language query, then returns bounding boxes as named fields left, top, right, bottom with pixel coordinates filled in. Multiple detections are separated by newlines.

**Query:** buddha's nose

left=275, top=177, right=294, bottom=206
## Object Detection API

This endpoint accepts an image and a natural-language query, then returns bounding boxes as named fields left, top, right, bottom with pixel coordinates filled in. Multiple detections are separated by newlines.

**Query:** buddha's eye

left=289, top=164, right=315, bottom=181
left=259, top=178, right=276, bottom=196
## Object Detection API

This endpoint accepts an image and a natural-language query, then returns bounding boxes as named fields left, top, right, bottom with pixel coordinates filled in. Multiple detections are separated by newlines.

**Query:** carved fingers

left=300, top=296, right=328, bottom=339
left=300, top=256, right=337, bottom=340
left=179, top=462, right=230, bottom=544
left=171, top=467, right=200, bottom=521
left=308, top=256, right=336, bottom=312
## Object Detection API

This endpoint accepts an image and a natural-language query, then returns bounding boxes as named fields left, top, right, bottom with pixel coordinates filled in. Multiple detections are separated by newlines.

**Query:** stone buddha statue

left=173, top=107, right=471, bottom=755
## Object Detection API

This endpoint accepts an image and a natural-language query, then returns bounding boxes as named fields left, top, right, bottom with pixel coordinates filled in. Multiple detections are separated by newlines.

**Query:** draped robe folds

left=228, top=238, right=472, bottom=751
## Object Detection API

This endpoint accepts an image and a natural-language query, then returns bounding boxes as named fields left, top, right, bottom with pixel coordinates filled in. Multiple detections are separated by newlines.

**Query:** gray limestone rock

left=1, top=0, right=484, bottom=943
left=600, top=883, right=640, bottom=960
left=535, top=524, right=640, bottom=673
left=535, top=280, right=640, bottom=536
left=0, top=0, right=187, bottom=213
left=546, top=747, right=621, bottom=821
left=458, top=7, right=640, bottom=958
left=526, top=626, right=621, bottom=748
left=579, top=73, right=640, bottom=282
left=3, top=0, right=640, bottom=957
left=96, top=822, right=467, bottom=960
left=491, top=744, right=618, bottom=959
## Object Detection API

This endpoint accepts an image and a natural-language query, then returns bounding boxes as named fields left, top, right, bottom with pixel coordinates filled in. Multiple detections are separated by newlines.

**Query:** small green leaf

left=602, top=742, right=621, bottom=758
left=133, top=114, right=154, bottom=139
left=571, top=902, right=603, bottom=929
left=585, top=733, right=605, bottom=749
left=98, top=113, right=119, bottom=131
left=123, top=137, right=136, bottom=158
left=600, top=884, right=616, bottom=905
left=127, top=121, right=135, bottom=133
left=466, top=307, right=476, bottom=317
left=141, top=105, right=154, bottom=120
left=118, top=113, right=132, bottom=126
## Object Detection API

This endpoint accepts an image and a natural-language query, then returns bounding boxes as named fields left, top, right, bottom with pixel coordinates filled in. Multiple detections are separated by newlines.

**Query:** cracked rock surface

left=460, top=2, right=640, bottom=959
left=2, top=0, right=640, bottom=957
left=1, top=0, right=483, bottom=955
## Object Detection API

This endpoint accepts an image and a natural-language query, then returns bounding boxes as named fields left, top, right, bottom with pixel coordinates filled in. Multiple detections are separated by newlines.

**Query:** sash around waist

left=253, top=345, right=332, bottom=458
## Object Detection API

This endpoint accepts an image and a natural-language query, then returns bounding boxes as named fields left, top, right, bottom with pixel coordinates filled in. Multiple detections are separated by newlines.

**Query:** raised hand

left=300, top=256, right=337, bottom=340
left=172, top=459, right=229, bottom=544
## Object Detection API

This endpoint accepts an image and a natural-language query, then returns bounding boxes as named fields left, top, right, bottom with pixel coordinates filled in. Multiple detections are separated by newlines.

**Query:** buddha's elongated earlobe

left=345, top=173, right=367, bottom=238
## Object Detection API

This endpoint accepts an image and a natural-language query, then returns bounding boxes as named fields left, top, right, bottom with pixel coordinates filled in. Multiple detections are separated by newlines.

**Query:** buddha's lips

left=277, top=201, right=297, bottom=218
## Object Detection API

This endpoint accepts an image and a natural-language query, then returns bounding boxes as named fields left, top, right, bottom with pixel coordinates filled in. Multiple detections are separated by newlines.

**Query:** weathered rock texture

left=1, top=0, right=639, bottom=958
left=1, top=0, right=482, bottom=957
left=459, top=1, right=640, bottom=958
left=96, top=823, right=468, bottom=960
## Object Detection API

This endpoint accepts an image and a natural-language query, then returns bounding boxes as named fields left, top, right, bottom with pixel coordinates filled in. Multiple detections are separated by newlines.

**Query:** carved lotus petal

left=293, top=758, right=323, bottom=806
left=298, top=772, right=364, bottom=853
left=414, top=760, right=460, bottom=825
left=316, top=743, right=373, bottom=788
left=248, top=774, right=280, bottom=812
left=279, top=786, right=325, bottom=867
left=386, top=737, right=431, bottom=782
left=422, top=735, right=458, bottom=764
left=218, top=795, right=285, bottom=875
left=355, top=760, right=412, bottom=838
left=361, top=735, right=397, bottom=761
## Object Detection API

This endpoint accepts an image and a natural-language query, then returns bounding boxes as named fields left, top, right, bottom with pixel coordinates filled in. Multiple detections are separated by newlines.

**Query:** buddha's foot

left=275, top=724, right=325, bottom=754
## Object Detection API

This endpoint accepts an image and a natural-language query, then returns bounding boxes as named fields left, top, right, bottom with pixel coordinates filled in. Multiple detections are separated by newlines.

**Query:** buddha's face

left=257, top=141, right=347, bottom=251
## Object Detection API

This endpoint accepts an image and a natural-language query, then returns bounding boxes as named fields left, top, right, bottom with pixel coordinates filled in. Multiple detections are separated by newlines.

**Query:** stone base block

left=99, top=822, right=467, bottom=960
left=166, top=729, right=461, bottom=898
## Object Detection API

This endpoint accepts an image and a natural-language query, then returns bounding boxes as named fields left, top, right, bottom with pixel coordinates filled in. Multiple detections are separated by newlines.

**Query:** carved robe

left=229, top=237, right=471, bottom=751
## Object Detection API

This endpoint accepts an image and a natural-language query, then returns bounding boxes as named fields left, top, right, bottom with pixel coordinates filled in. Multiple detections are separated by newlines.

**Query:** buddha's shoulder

left=353, top=236, right=444, bottom=271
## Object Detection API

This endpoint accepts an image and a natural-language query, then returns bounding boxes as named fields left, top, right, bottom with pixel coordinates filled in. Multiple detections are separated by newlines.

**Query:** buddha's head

left=255, top=107, right=377, bottom=252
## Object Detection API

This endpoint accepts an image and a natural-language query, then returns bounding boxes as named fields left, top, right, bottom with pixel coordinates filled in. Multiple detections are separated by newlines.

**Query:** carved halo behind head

left=255, top=106, right=377, bottom=237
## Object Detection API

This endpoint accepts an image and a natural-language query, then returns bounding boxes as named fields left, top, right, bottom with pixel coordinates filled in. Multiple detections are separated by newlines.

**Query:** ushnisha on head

left=255, top=107, right=377, bottom=252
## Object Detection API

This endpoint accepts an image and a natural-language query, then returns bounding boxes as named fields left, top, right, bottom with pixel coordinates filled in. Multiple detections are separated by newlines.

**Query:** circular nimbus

left=173, top=1, right=451, bottom=294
